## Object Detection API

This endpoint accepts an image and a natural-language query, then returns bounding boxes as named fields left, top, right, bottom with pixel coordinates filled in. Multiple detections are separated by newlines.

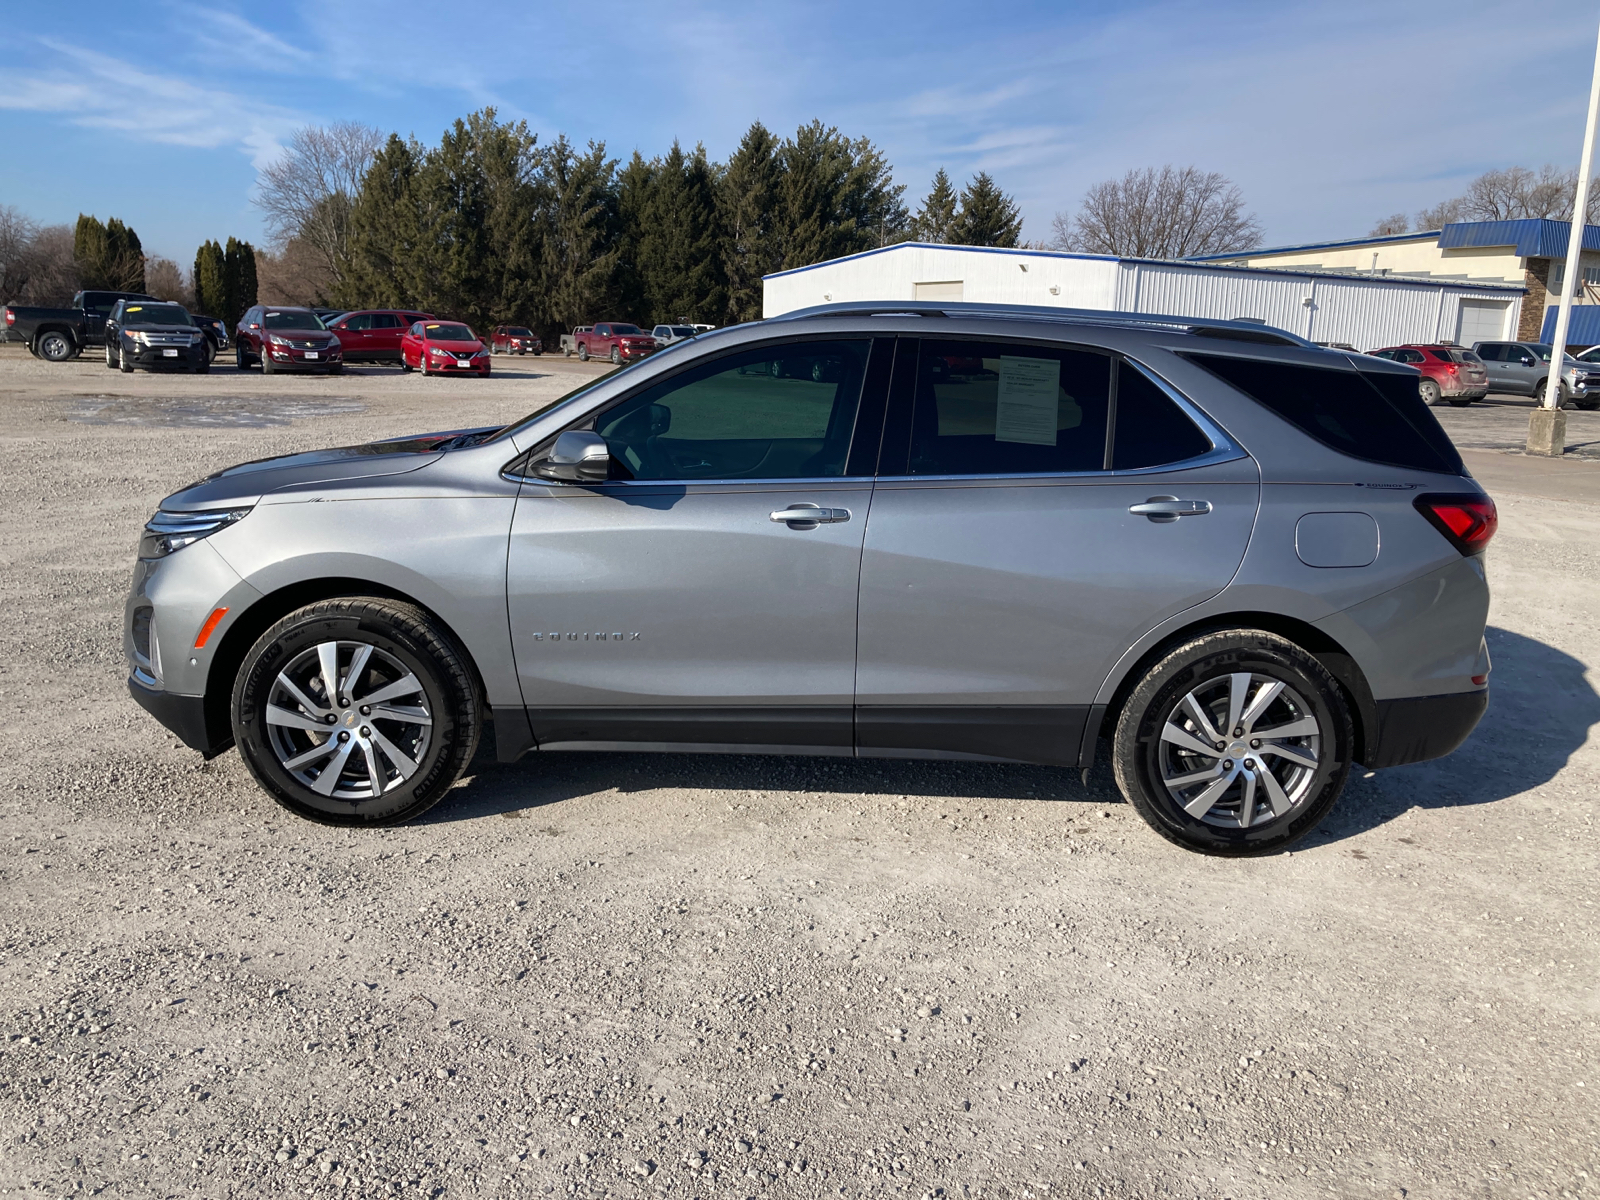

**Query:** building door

left=1457, top=299, right=1510, bottom=346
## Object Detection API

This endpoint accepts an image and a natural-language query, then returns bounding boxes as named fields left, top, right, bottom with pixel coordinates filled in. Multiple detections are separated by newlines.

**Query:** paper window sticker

left=994, top=355, right=1061, bottom=445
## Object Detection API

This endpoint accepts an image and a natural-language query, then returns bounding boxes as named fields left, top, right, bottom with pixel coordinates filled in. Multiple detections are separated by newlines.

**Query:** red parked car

left=490, top=325, right=542, bottom=356
left=1367, top=344, right=1488, bottom=406
left=325, top=310, right=433, bottom=365
left=234, top=305, right=343, bottom=374
left=400, top=320, right=490, bottom=376
left=574, top=322, right=656, bottom=364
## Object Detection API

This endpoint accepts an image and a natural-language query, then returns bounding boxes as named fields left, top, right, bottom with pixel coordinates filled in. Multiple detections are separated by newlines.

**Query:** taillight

left=1414, top=493, right=1497, bottom=555
left=3, top=307, right=13, bottom=326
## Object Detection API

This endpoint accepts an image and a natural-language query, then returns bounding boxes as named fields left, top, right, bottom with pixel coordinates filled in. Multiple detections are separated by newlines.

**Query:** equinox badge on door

left=532, top=632, right=642, bottom=642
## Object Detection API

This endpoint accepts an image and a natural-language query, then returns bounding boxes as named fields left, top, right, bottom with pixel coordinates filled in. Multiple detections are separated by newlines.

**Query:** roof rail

left=770, top=299, right=1312, bottom=348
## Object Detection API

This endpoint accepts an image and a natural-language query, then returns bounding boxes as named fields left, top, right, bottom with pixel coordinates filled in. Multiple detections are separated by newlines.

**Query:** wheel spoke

left=341, top=644, right=373, bottom=700
left=368, top=726, right=420, bottom=780
left=316, top=642, right=342, bottom=705
left=362, top=740, right=386, bottom=797
left=265, top=705, right=330, bottom=732
left=1253, top=716, right=1318, bottom=740
left=1259, top=765, right=1295, bottom=818
left=1238, top=769, right=1258, bottom=828
left=1262, top=741, right=1319, bottom=770
left=355, top=673, right=423, bottom=707
left=1183, top=765, right=1241, bottom=818
left=311, top=738, right=357, bottom=795
left=1179, top=693, right=1224, bottom=746
left=1166, top=761, right=1225, bottom=790
left=275, top=675, right=329, bottom=719
left=283, top=739, right=339, bottom=771
left=371, top=704, right=432, bottom=727
left=1160, top=721, right=1220, bottom=759
left=1239, top=680, right=1284, bottom=733
left=1224, top=673, right=1251, bottom=735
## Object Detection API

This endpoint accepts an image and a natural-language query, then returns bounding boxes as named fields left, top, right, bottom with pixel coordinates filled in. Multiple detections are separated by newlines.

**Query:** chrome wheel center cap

left=1228, top=740, right=1249, bottom=759
left=344, top=711, right=357, bottom=727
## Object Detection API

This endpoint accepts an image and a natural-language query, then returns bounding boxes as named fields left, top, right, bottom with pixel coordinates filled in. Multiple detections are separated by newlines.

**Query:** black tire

left=192, top=358, right=210, bottom=374
left=119, top=344, right=134, bottom=373
left=327, top=363, right=343, bottom=374
left=105, top=343, right=118, bottom=370
left=1447, top=398, right=1471, bottom=406
left=262, top=349, right=277, bottom=374
left=534, top=349, right=542, bottom=356
left=231, top=597, right=481, bottom=827
left=235, top=344, right=251, bottom=370
left=578, top=344, right=589, bottom=362
left=37, top=331, right=75, bottom=362
left=1533, top=377, right=1547, bottom=402
left=610, top=346, right=621, bottom=365
left=1418, top=379, right=1441, bottom=406
left=400, top=355, right=412, bottom=373
left=1112, top=629, right=1353, bottom=856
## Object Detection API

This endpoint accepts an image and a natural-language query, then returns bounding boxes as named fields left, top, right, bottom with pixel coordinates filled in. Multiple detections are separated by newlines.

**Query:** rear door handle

left=1129, top=496, right=1212, bottom=522
left=770, top=504, right=851, bottom=526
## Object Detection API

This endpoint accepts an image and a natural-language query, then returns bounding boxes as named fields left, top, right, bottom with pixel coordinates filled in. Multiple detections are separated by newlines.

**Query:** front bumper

left=428, top=356, right=490, bottom=373
left=267, top=345, right=343, bottom=369
left=128, top=675, right=225, bottom=757
left=127, top=344, right=206, bottom=369
left=1363, top=689, right=1488, bottom=768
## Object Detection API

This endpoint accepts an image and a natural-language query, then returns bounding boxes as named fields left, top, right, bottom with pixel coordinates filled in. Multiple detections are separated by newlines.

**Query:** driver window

left=595, top=340, right=871, bottom=481
left=342, top=313, right=373, bottom=331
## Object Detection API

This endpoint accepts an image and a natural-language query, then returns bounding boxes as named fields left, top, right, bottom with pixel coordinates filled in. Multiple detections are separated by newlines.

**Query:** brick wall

left=1520, top=258, right=1551, bottom=341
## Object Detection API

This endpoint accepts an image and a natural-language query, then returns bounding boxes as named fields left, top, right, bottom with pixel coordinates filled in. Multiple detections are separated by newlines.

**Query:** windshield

left=423, top=323, right=475, bottom=341
left=506, top=327, right=533, bottom=337
left=670, top=326, right=695, bottom=337
left=120, top=303, right=192, bottom=328
left=264, top=310, right=327, bottom=331
left=611, top=324, right=643, bottom=335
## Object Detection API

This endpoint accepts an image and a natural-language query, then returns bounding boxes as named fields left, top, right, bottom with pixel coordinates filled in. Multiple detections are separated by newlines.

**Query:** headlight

left=270, top=336, right=289, bottom=347
left=138, top=508, right=252, bottom=559
left=473, top=348, right=489, bottom=358
left=431, top=348, right=447, bottom=357
left=131, top=331, right=151, bottom=345
left=191, top=332, right=204, bottom=344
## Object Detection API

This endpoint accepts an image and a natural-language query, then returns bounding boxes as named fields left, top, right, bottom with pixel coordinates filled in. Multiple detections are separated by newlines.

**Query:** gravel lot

left=0, top=347, right=1595, bottom=1200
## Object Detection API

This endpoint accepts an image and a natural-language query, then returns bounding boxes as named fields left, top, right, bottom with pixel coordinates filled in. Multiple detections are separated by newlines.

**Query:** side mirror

left=534, top=430, right=612, bottom=483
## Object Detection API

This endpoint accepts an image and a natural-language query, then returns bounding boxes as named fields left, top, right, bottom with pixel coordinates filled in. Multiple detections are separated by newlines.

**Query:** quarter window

left=341, top=314, right=373, bottom=331
left=1112, top=361, right=1212, bottom=470
left=594, top=340, right=871, bottom=481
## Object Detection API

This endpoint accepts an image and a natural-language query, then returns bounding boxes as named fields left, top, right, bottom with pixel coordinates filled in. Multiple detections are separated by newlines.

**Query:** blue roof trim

left=762, top=241, right=1524, bottom=292
left=1540, top=303, right=1600, bottom=343
left=1438, top=218, right=1600, bottom=257
left=1185, top=229, right=1441, bottom=262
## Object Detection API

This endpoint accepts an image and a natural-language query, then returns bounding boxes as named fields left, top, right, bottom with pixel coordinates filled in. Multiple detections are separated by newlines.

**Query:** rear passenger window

left=908, top=341, right=1111, bottom=475
left=1185, top=354, right=1463, bottom=476
left=1112, top=362, right=1212, bottom=470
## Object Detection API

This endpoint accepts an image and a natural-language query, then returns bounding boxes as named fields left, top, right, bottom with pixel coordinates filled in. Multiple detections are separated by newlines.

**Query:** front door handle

left=1129, top=496, right=1212, bottom=522
left=770, top=503, right=851, bottom=526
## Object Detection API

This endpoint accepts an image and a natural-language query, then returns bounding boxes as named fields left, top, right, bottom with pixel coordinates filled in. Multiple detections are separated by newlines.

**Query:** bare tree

left=255, top=239, right=334, bottom=307
left=1369, top=212, right=1410, bottom=236
left=254, top=121, right=385, bottom=290
left=144, top=256, right=191, bottom=304
left=5, top=225, right=78, bottom=305
left=0, top=205, right=39, bottom=295
left=1050, top=165, right=1263, bottom=258
left=1415, top=165, right=1600, bottom=230
left=1415, top=197, right=1466, bottom=229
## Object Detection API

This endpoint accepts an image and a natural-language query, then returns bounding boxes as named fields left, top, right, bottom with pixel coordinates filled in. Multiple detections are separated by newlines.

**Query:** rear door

left=855, top=337, right=1259, bottom=765
left=506, top=336, right=890, bottom=751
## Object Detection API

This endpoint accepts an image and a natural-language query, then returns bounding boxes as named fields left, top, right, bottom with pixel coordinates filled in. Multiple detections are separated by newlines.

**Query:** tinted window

left=1394, top=349, right=1425, bottom=364
left=341, top=313, right=373, bottom=330
left=1475, top=343, right=1502, bottom=361
left=371, top=314, right=400, bottom=329
left=1186, top=354, right=1463, bottom=475
left=908, top=340, right=1111, bottom=475
left=595, top=340, right=870, bottom=481
left=1112, top=362, right=1212, bottom=470
left=264, top=310, right=326, bottom=331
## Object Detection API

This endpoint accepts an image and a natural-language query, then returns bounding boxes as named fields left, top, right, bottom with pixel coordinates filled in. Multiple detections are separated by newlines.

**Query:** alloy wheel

left=263, top=640, right=433, bottom=801
left=1156, top=672, right=1321, bottom=828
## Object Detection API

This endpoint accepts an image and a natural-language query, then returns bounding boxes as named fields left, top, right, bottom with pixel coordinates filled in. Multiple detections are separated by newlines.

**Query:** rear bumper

left=128, top=675, right=229, bottom=758
left=1363, top=689, right=1487, bottom=769
left=1440, top=382, right=1488, bottom=398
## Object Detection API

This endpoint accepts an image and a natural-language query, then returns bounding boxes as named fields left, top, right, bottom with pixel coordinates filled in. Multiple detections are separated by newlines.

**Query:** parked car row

left=560, top=322, right=717, bottom=359
left=1363, top=339, right=1599, bottom=409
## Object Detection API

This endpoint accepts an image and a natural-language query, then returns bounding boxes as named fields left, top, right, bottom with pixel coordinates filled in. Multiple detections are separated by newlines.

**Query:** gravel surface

left=0, top=347, right=1596, bottom=1200
left=1432, top=394, right=1600, bottom=460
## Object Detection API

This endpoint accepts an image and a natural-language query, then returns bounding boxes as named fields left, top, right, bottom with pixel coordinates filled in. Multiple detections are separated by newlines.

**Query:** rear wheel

left=231, top=598, right=481, bottom=827
left=38, top=331, right=74, bottom=362
left=1112, top=630, right=1352, bottom=856
left=1418, top=379, right=1441, bottom=405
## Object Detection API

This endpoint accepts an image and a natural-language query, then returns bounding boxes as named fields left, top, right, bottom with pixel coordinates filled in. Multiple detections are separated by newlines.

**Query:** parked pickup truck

left=2, top=290, right=157, bottom=361
left=559, top=326, right=592, bottom=356
left=571, top=322, right=658, bottom=364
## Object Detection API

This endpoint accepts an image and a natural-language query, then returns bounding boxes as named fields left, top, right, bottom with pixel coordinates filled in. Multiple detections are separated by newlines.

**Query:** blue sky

left=3, top=0, right=1598, bottom=264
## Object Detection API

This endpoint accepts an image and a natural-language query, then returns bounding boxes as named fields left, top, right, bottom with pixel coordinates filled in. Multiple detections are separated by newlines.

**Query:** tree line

left=1369, top=165, right=1600, bottom=236
left=256, top=111, right=1025, bottom=338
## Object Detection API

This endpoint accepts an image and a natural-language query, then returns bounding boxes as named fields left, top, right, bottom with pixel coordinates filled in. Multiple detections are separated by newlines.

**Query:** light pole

left=1528, top=18, right=1600, bottom=456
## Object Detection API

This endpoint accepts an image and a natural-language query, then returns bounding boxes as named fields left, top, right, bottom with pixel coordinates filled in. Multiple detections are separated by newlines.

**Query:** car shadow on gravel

left=425, top=625, right=1598, bottom=838
left=1306, top=624, right=1600, bottom=845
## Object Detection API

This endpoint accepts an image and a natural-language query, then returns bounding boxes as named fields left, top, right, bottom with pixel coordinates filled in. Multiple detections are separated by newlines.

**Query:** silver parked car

left=125, top=303, right=1494, bottom=855
left=1471, top=340, right=1598, bottom=408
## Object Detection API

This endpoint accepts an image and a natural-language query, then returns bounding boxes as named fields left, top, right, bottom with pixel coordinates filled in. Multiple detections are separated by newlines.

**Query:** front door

left=506, top=337, right=889, bottom=753
left=855, top=338, right=1260, bottom=765
left=335, top=313, right=373, bottom=360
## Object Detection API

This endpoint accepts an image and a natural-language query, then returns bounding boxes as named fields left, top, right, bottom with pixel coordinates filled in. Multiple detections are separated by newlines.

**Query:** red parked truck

left=571, top=322, right=657, bottom=364
left=1367, top=344, right=1489, bottom=406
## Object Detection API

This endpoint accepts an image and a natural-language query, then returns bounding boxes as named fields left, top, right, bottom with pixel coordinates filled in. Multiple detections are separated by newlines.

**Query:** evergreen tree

left=953, top=172, right=1022, bottom=248
left=718, top=122, right=781, bottom=324
left=237, top=240, right=258, bottom=313
left=74, top=215, right=108, bottom=289
left=463, top=109, right=542, bottom=329
left=613, top=151, right=656, bottom=325
left=537, top=135, right=620, bottom=338
left=913, top=169, right=959, bottom=243
left=193, top=240, right=226, bottom=315
left=104, top=218, right=145, bottom=292
left=341, top=134, right=426, bottom=310
left=776, top=121, right=906, bottom=270
left=637, top=142, right=724, bottom=325
left=410, top=116, right=493, bottom=327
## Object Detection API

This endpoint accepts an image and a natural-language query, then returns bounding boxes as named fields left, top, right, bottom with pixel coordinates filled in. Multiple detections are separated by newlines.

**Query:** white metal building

left=762, top=243, right=1527, bottom=350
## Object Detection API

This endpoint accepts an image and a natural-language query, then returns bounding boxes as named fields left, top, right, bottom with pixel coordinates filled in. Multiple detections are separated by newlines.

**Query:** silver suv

left=125, top=304, right=1494, bottom=855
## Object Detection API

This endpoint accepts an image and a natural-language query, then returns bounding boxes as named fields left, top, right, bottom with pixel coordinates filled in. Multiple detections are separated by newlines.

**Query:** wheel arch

left=201, top=577, right=491, bottom=755
left=1089, top=610, right=1377, bottom=769
left=31, top=323, right=81, bottom=354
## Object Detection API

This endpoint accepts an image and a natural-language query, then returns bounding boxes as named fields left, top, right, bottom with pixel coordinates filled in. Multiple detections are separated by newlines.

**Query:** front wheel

left=578, top=344, right=589, bottom=362
left=610, top=346, right=621, bottom=365
left=1112, top=629, right=1352, bottom=856
left=231, top=597, right=481, bottom=826
left=105, top=343, right=118, bottom=370
left=119, top=345, right=134, bottom=373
